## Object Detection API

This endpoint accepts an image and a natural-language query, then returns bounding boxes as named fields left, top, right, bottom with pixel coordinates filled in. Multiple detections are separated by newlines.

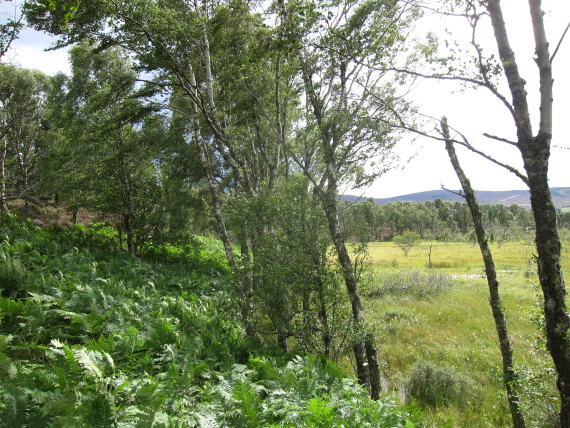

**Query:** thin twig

left=550, top=20, right=570, bottom=64
left=482, top=133, right=518, bottom=146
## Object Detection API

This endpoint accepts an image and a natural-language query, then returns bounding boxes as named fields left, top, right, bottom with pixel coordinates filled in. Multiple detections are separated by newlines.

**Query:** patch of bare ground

left=7, top=198, right=101, bottom=227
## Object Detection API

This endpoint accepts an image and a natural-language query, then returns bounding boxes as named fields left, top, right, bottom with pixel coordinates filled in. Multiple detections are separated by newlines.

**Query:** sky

left=1, top=0, right=569, bottom=199
left=365, top=0, right=570, bottom=197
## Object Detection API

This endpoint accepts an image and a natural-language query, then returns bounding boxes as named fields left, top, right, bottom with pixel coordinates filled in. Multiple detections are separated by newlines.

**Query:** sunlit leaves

left=0, top=214, right=414, bottom=425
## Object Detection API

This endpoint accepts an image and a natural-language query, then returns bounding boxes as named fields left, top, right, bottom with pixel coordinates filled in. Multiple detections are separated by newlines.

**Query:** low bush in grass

left=365, top=269, right=454, bottom=299
left=406, top=360, right=478, bottom=409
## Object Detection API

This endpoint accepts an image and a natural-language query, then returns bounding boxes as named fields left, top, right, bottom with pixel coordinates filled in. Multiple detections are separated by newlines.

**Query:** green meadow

left=360, top=240, right=567, bottom=427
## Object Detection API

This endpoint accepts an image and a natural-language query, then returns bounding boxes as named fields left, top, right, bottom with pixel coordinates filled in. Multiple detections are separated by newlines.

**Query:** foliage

left=515, top=283, right=560, bottom=428
left=0, top=64, right=51, bottom=216
left=8, top=0, right=568, bottom=424
left=198, top=355, right=412, bottom=427
left=0, top=3, right=23, bottom=59
left=0, top=212, right=413, bottom=426
left=227, top=176, right=356, bottom=360
left=406, top=360, right=478, bottom=409
left=393, top=232, right=421, bottom=256
left=365, top=269, right=454, bottom=299
left=0, top=249, right=27, bottom=299
left=42, top=42, right=169, bottom=256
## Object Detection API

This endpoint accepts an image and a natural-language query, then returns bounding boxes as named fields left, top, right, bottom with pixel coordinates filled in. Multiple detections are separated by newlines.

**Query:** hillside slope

left=343, top=187, right=570, bottom=209
left=0, top=213, right=412, bottom=427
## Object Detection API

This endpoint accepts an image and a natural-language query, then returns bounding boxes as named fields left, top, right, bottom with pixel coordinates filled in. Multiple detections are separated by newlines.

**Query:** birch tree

left=394, top=1, right=570, bottom=424
left=0, top=65, right=49, bottom=218
left=46, top=42, right=165, bottom=255
left=277, top=0, right=416, bottom=398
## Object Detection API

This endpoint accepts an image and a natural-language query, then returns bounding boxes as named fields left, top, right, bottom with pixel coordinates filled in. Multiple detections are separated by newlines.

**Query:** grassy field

left=360, top=239, right=569, bottom=427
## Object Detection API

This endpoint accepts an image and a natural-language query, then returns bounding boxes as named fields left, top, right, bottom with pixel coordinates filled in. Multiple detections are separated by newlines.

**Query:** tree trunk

left=20, top=160, right=29, bottom=221
left=296, top=35, right=381, bottom=397
left=320, top=186, right=381, bottom=398
left=277, top=329, right=289, bottom=353
left=317, top=289, right=331, bottom=358
left=123, top=213, right=135, bottom=256
left=486, top=2, right=570, bottom=424
left=442, top=117, right=526, bottom=428
left=238, top=228, right=257, bottom=338
left=524, top=146, right=570, bottom=426
left=117, top=131, right=136, bottom=256
left=186, top=65, right=256, bottom=337
left=0, top=108, right=7, bottom=213
left=121, top=176, right=136, bottom=256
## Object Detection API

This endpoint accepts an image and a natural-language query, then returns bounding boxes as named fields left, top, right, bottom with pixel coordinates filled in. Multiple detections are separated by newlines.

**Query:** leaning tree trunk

left=296, top=45, right=381, bottom=399
left=486, top=1, right=570, bottom=424
left=0, top=108, right=7, bottom=213
left=442, top=117, right=526, bottom=428
left=320, top=184, right=381, bottom=400
left=185, top=65, right=256, bottom=337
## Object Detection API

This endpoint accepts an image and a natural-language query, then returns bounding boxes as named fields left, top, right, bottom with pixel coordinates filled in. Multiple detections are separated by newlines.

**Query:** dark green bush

left=366, top=269, right=453, bottom=299
left=406, top=360, right=477, bottom=409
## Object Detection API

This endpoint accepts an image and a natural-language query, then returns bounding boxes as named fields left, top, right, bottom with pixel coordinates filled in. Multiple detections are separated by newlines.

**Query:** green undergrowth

left=0, top=213, right=414, bottom=427
left=364, top=241, right=562, bottom=427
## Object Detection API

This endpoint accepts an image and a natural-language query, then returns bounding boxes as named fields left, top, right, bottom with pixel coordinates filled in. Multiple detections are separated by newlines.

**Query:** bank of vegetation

left=0, top=212, right=415, bottom=427
left=1, top=0, right=569, bottom=426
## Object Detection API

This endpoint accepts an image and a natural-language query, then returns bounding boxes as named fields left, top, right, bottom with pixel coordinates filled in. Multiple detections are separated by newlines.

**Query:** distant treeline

left=340, top=198, right=570, bottom=242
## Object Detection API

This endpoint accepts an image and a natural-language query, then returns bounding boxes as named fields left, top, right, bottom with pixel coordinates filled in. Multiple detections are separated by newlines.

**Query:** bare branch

left=364, top=91, right=530, bottom=186
left=449, top=128, right=529, bottom=186
left=550, top=20, right=570, bottom=64
left=441, top=185, right=465, bottom=199
left=400, top=0, right=486, bottom=19
left=482, top=133, right=518, bottom=146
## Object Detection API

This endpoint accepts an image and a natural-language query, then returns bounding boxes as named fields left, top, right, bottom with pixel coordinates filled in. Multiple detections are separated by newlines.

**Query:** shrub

left=393, top=231, right=421, bottom=256
left=406, top=361, right=477, bottom=409
left=365, top=269, right=453, bottom=299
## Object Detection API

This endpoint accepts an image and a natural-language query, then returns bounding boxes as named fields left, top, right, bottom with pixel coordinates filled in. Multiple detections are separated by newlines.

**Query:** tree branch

left=550, top=20, right=570, bottom=64
left=482, top=133, right=518, bottom=146
left=444, top=124, right=529, bottom=186
left=441, top=185, right=465, bottom=199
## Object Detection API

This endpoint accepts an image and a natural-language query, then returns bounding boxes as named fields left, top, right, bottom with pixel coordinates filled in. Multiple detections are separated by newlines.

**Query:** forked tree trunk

left=442, top=117, right=526, bottom=428
left=486, top=2, right=570, bottom=424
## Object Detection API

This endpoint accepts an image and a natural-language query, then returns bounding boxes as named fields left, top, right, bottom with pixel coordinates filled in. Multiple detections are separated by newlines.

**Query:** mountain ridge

left=343, top=187, right=570, bottom=209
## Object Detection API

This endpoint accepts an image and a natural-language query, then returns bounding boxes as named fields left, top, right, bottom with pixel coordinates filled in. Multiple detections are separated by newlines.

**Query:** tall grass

left=360, top=240, right=564, bottom=427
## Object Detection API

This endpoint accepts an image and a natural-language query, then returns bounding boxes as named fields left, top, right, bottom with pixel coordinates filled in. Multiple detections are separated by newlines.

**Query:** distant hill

left=343, top=187, right=570, bottom=209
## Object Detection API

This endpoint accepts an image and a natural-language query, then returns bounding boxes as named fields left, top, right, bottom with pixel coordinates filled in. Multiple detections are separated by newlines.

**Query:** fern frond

left=75, top=348, right=103, bottom=380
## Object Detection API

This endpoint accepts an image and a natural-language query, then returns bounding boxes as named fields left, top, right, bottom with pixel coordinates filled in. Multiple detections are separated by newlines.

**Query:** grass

left=367, top=239, right=539, bottom=272
left=358, top=239, right=567, bottom=427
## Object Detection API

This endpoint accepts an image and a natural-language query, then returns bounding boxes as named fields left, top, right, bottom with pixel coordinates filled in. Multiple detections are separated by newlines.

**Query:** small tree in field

left=393, top=231, right=421, bottom=256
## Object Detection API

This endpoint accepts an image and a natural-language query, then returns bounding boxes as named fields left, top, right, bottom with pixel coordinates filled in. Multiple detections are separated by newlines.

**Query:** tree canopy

left=0, top=0, right=567, bottom=425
